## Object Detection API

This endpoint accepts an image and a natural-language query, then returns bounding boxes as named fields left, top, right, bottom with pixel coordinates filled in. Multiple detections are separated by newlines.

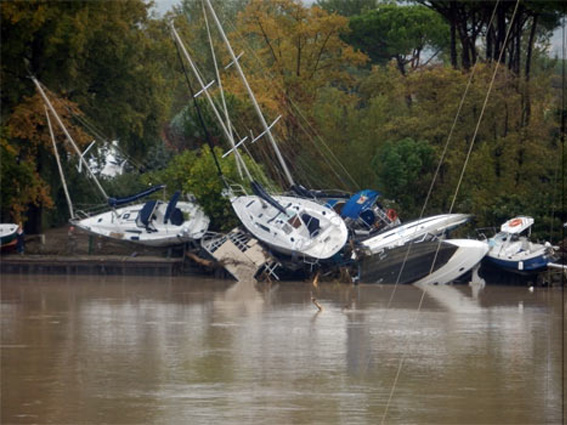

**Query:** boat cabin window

left=301, top=213, right=321, bottom=238
left=288, top=214, right=302, bottom=229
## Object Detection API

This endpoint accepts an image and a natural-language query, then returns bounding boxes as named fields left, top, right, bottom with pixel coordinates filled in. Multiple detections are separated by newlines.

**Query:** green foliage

left=316, top=0, right=378, bottom=17
left=373, top=137, right=435, bottom=217
left=143, top=145, right=273, bottom=231
left=345, top=4, right=449, bottom=74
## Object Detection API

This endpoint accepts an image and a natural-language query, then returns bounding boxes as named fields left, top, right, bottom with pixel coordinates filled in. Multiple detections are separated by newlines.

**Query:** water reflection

left=1, top=274, right=563, bottom=425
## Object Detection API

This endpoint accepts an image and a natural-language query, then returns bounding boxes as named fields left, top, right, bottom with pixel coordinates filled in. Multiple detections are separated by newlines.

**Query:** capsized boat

left=170, top=16, right=348, bottom=262
left=72, top=190, right=210, bottom=247
left=359, top=213, right=471, bottom=254
left=230, top=182, right=348, bottom=260
left=483, top=216, right=557, bottom=273
left=33, top=76, right=210, bottom=247
left=357, top=238, right=489, bottom=285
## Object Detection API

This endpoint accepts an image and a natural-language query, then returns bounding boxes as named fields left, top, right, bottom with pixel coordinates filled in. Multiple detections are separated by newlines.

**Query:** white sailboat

left=171, top=7, right=348, bottom=262
left=33, top=77, right=210, bottom=247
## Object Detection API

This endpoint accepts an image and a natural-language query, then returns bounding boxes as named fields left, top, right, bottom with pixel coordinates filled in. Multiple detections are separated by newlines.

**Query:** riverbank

left=0, top=225, right=221, bottom=277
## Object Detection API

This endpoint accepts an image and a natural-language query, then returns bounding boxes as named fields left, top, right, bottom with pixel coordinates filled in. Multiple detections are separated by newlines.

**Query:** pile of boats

left=15, top=0, right=560, bottom=284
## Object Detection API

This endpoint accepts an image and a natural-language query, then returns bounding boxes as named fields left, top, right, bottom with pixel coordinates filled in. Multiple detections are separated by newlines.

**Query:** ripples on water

left=1, top=274, right=563, bottom=424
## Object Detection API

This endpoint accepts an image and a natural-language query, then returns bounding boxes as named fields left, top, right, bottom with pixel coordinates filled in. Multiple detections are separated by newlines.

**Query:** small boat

left=483, top=216, right=557, bottom=273
left=359, top=213, right=471, bottom=254
left=72, top=191, right=210, bottom=247
left=0, top=223, right=19, bottom=249
left=357, top=238, right=489, bottom=285
left=33, top=77, right=210, bottom=247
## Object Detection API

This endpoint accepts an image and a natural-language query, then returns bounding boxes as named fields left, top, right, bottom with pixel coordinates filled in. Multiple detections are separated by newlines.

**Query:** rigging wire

left=561, top=9, right=566, bottom=425
left=171, top=23, right=228, bottom=190
left=221, top=16, right=360, bottom=191
left=380, top=1, right=520, bottom=423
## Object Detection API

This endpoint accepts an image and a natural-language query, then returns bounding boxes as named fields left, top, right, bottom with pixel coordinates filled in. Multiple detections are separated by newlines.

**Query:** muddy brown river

left=1, top=274, right=564, bottom=424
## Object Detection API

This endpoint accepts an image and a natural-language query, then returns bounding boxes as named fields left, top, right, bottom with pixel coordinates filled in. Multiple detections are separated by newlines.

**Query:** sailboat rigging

left=33, top=76, right=210, bottom=247
left=171, top=12, right=349, bottom=262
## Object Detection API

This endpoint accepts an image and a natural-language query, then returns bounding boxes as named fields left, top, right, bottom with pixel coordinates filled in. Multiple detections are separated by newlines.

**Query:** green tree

left=316, top=0, right=378, bottom=17
left=345, top=4, right=449, bottom=75
left=373, top=137, right=435, bottom=216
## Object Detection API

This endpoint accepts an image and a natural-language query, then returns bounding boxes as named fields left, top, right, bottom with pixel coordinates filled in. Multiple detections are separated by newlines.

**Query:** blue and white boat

left=324, top=189, right=400, bottom=237
left=484, top=216, right=557, bottom=273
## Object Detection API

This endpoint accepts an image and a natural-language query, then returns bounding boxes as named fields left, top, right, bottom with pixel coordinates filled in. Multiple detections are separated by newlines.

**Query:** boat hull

left=73, top=200, right=210, bottom=247
left=231, top=195, right=348, bottom=260
left=0, top=223, right=18, bottom=247
left=360, top=214, right=471, bottom=254
left=484, top=251, right=555, bottom=273
left=357, top=239, right=488, bottom=285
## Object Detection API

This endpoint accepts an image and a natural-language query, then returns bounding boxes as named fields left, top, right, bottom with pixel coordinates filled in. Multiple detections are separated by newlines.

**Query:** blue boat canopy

left=164, top=191, right=181, bottom=224
left=136, top=200, right=158, bottom=228
left=108, top=185, right=165, bottom=207
left=340, top=190, right=381, bottom=220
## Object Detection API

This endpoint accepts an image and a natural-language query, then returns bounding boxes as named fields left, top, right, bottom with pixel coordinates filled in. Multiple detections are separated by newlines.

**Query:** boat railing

left=229, top=184, right=248, bottom=197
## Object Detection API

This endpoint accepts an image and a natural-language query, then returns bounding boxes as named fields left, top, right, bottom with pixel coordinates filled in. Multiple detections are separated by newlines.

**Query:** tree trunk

left=450, top=1, right=458, bottom=68
left=525, top=14, right=538, bottom=82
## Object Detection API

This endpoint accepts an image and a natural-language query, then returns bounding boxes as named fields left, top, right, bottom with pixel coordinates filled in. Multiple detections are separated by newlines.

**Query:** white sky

left=152, top=1, right=564, bottom=58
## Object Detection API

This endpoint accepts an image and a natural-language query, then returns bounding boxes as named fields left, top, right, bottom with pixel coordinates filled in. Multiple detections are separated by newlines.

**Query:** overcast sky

left=152, top=1, right=564, bottom=58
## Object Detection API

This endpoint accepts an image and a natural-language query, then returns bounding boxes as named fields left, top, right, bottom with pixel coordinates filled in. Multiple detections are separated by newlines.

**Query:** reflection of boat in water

left=482, top=216, right=557, bottom=274
left=357, top=238, right=488, bottom=286
left=414, top=282, right=482, bottom=313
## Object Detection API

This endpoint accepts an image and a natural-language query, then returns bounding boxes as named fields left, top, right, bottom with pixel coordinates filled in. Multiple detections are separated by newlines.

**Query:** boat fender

left=386, top=209, right=398, bottom=222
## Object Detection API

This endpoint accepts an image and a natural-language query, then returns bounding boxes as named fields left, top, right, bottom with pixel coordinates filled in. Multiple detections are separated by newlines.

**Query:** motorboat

left=359, top=213, right=471, bottom=254
left=483, top=216, right=557, bottom=273
left=0, top=223, right=19, bottom=250
left=356, top=238, right=489, bottom=285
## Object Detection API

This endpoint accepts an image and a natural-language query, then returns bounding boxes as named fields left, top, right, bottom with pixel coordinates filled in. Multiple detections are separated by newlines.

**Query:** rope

left=222, top=16, right=360, bottom=191
left=381, top=1, right=520, bottom=422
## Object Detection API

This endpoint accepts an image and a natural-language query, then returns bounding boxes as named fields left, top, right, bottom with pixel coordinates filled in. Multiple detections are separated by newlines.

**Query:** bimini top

left=340, top=190, right=381, bottom=220
left=108, top=185, right=165, bottom=207
left=500, top=216, right=534, bottom=234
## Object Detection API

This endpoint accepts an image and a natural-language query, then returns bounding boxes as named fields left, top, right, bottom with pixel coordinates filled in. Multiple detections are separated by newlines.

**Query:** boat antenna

left=203, top=0, right=296, bottom=188
left=45, top=106, right=75, bottom=219
left=31, top=76, right=109, bottom=200
left=171, top=24, right=229, bottom=190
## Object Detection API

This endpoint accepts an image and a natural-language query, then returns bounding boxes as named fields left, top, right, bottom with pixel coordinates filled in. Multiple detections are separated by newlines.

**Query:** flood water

left=1, top=273, right=565, bottom=425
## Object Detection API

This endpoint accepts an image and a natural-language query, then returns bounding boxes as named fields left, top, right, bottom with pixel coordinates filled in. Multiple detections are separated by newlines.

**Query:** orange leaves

left=7, top=91, right=91, bottom=158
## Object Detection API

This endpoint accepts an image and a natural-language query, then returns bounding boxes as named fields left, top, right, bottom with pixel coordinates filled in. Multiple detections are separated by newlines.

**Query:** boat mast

left=203, top=0, right=295, bottom=188
left=32, top=77, right=109, bottom=200
left=201, top=1, right=243, bottom=180
left=170, top=24, right=253, bottom=182
left=45, top=106, right=75, bottom=219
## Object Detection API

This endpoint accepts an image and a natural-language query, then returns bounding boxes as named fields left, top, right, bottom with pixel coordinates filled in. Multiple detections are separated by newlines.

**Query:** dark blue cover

left=341, top=190, right=380, bottom=219
left=137, top=200, right=158, bottom=227
left=164, top=191, right=181, bottom=224
left=251, top=181, right=287, bottom=215
left=108, top=185, right=165, bottom=207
